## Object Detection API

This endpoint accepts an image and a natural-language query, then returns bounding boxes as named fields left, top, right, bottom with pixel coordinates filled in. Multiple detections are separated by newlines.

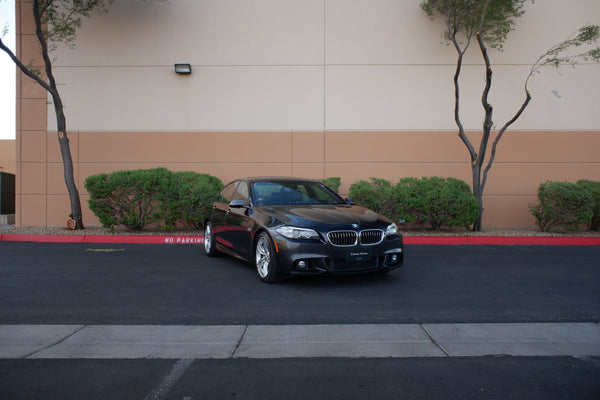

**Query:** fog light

left=297, top=260, right=308, bottom=269
left=390, top=254, right=398, bottom=263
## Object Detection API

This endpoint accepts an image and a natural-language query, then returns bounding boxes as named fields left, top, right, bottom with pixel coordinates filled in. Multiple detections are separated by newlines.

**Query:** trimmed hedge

left=85, top=168, right=223, bottom=231
left=529, top=181, right=593, bottom=232
left=173, top=171, right=224, bottom=230
left=347, top=178, right=399, bottom=220
left=319, top=177, right=342, bottom=193
left=576, top=180, right=600, bottom=231
left=348, top=177, right=480, bottom=230
left=399, top=177, right=480, bottom=230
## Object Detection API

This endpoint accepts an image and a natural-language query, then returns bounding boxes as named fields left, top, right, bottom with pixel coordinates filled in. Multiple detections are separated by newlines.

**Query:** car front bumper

left=271, top=234, right=404, bottom=277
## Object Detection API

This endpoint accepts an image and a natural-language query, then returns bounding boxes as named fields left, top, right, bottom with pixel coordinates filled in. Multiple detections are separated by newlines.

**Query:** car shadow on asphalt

left=217, top=254, right=404, bottom=288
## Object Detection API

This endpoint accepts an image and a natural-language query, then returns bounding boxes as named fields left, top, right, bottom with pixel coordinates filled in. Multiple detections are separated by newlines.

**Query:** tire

left=255, top=232, right=280, bottom=283
left=204, top=221, right=220, bottom=257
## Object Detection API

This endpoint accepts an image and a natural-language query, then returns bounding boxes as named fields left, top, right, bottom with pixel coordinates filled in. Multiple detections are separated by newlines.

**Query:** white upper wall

left=53, top=0, right=325, bottom=66
left=49, top=0, right=600, bottom=132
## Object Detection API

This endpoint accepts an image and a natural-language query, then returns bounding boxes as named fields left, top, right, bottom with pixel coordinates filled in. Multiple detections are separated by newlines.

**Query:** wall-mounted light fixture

left=174, top=63, right=192, bottom=74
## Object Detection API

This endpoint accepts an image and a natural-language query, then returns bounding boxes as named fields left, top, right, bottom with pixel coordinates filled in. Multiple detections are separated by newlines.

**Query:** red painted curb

left=1, top=233, right=598, bottom=245
left=403, top=236, right=600, bottom=246
left=465, top=236, right=600, bottom=246
left=402, top=236, right=469, bottom=245
left=0, top=234, right=204, bottom=245
left=0, top=234, right=85, bottom=243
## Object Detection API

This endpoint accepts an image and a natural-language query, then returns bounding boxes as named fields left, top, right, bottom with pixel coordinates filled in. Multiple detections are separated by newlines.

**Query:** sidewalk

left=2, top=323, right=599, bottom=359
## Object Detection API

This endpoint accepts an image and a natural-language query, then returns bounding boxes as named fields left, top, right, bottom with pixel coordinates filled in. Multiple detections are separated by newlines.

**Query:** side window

left=216, top=182, right=238, bottom=204
left=233, top=181, right=250, bottom=204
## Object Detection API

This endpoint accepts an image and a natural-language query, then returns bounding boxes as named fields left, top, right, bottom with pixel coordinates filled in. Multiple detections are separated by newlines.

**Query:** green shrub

left=348, top=179, right=378, bottom=210
left=349, top=176, right=480, bottom=230
left=319, top=177, right=342, bottom=193
left=172, top=171, right=223, bottom=230
left=85, top=173, right=116, bottom=229
left=154, top=171, right=181, bottom=231
left=529, top=181, right=593, bottom=232
left=348, top=178, right=399, bottom=220
left=85, top=168, right=223, bottom=232
left=397, top=177, right=480, bottom=230
left=86, top=168, right=171, bottom=231
left=576, top=180, right=600, bottom=231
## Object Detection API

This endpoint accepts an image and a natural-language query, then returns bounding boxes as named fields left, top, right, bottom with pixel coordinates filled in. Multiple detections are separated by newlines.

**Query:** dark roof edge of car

left=238, top=177, right=321, bottom=183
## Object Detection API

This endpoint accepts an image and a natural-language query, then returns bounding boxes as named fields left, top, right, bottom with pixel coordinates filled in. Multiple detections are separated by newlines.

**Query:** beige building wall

left=15, top=0, right=600, bottom=228
left=0, top=140, right=16, bottom=174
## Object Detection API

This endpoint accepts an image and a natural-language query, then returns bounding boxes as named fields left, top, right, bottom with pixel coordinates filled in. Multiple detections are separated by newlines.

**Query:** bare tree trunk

left=450, top=34, right=485, bottom=231
left=471, top=165, right=484, bottom=231
left=470, top=33, right=494, bottom=231
left=471, top=33, right=532, bottom=231
left=32, top=0, right=84, bottom=229
left=54, top=101, right=84, bottom=229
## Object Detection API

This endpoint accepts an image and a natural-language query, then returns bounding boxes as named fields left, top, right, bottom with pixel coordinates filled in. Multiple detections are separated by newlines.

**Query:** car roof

left=235, top=177, right=321, bottom=185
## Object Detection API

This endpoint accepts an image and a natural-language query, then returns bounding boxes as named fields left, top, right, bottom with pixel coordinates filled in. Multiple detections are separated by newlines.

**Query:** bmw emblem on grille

left=352, top=224, right=359, bottom=229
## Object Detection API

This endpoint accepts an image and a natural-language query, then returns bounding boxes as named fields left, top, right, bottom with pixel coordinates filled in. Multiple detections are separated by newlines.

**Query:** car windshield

left=251, top=181, right=345, bottom=206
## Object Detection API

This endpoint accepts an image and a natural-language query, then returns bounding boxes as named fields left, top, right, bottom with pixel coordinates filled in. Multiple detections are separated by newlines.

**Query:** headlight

left=385, top=223, right=398, bottom=236
left=276, top=226, right=319, bottom=240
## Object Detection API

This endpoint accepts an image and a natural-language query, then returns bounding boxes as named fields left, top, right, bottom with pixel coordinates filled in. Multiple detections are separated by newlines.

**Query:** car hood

left=256, top=204, right=390, bottom=228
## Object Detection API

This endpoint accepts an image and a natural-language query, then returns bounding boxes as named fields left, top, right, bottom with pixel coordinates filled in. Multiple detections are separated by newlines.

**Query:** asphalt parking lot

left=1, top=243, right=599, bottom=325
left=1, top=242, right=599, bottom=399
left=2, top=357, right=599, bottom=400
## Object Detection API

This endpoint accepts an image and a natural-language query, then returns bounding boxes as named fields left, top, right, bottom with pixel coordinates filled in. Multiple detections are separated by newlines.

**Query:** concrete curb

left=0, top=233, right=599, bottom=245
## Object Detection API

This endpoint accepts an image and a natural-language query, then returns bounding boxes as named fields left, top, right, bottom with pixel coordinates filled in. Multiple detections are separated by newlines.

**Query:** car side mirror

left=345, top=198, right=356, bottom=205
left=229, top=199, right=249, bottom=208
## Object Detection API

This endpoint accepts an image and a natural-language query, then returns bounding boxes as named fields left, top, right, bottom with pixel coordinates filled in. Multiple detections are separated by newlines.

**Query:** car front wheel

left=255, top=232, right=280, bottom=283
left=204, top=222, right=220, bottom=257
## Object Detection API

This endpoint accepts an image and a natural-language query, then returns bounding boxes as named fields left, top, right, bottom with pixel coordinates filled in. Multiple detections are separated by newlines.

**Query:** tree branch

left=32, top=0, right=64, bottom=118
left=475, top=32, right=494, bottom=171
left=39, top=0, right=55, bottom=16
left=482, top=90, right=532, bottom=190
left=451, top=34, right=477, bottom=163
left=0, top=37, right=53, bottom=93
left=477, top=0, right=492, bottom=33
left=33, top=0, right=56, bottom=91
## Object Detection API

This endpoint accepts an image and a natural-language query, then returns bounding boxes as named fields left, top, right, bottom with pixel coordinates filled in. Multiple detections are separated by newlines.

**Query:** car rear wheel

left=255, top=232, right=280, bottom=283
left=204, top=222, right=220, bottom=257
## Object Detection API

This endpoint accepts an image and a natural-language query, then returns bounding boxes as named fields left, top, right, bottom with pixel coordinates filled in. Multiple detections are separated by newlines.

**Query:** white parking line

left=143, top=358, right=194, bottom=400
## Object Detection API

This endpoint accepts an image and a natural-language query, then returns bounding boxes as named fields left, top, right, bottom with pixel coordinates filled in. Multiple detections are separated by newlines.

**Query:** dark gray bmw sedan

left=204, top=177, right=404, bottom=282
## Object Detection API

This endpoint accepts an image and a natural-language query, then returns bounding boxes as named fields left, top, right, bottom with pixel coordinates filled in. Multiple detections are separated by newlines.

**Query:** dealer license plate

left=346, top=247, right=372, bottom=262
